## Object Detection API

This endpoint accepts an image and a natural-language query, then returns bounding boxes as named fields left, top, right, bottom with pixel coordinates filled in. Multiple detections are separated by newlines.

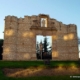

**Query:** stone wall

left=3, top=14, right=79, bottom=61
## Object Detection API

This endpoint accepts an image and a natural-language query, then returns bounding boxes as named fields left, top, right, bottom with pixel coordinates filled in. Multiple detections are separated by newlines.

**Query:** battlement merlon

left=5, top=16, right=18, bottom=22
left=67, top=24, right=77, bottom=33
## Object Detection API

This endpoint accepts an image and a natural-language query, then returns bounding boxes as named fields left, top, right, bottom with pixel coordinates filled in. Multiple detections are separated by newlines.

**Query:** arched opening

left=41, top=18, right=47, bottom=27
left=39, top=14, right=49, bottom=28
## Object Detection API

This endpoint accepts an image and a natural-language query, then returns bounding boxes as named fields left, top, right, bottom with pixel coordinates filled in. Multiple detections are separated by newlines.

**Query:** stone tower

left=3, top=14, right=79, bottom=61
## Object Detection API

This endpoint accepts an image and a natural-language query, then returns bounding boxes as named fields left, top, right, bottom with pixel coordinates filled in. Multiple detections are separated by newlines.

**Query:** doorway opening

left=36, top=35, right=52, bottom=60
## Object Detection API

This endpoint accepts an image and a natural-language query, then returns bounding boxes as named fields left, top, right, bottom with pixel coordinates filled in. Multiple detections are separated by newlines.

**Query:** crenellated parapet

left=67, top=24, right=77, bottom=33
left=5, top=16, right=18, bottom=22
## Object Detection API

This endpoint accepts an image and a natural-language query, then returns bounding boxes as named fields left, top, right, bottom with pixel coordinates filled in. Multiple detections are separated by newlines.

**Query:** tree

left=78, top=37, right=80, bottom=45
left=43, top=37, right=51, bottom=64
left=43, top=37, right=49, bottom=53
left=0, top=39, right=4, bottom=60
left=36, top=42, right=39, bottom=53
left=36, top=42, right=41, bottom=59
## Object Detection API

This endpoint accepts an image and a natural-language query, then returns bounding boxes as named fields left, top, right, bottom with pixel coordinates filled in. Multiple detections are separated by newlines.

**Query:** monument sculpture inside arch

left=3, top=14, right=79, bottom=61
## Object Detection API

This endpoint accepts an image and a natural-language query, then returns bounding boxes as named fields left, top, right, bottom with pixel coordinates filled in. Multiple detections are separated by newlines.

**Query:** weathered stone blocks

left=3, top=14, right=79, bottom=61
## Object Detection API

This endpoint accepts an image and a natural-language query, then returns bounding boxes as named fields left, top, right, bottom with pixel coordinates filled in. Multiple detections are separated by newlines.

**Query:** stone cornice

left=30, top=26, right=57, bottom=31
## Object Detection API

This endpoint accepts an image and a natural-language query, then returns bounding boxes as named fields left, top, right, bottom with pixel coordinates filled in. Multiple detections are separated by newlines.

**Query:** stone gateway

left=3, top=14, right=79, bottom=61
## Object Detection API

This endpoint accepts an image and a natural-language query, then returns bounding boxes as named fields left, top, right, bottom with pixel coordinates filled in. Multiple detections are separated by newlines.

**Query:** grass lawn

left=0, top=60, right=80, bottom=80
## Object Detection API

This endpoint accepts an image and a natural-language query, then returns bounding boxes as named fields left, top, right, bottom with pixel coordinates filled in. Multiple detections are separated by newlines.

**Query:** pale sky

left=0, top=0, right=80, bottom=57
left=0, top=0, right=80, bottom=39
left=36, top=36, right=52, bottom=46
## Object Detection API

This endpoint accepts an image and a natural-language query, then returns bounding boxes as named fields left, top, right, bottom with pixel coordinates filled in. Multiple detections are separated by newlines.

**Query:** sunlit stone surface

left=3, top=14, right=79, bottom=60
